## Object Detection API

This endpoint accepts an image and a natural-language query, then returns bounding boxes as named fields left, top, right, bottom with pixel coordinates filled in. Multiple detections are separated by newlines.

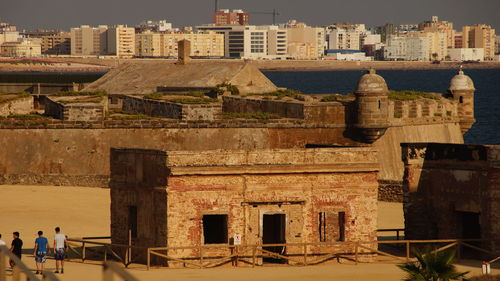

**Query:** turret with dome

left=448, top=67, right=476, bottom=134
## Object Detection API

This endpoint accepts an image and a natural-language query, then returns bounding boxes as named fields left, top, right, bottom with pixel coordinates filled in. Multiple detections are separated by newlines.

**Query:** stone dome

left=449, top=69, right=475, bottom=91
left=355, top=69, right=389, bottom=94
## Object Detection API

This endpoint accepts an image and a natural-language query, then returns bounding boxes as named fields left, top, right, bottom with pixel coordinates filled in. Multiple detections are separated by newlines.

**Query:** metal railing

left=377, top=228, right=405, bottom=240
left=0, top=245, right=60, bottom=281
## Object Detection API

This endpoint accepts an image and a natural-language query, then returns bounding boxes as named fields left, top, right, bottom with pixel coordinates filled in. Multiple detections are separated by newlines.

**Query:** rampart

left=121, top=95, right=222, bottom=121
left=44, top=96, right=105, bottom=121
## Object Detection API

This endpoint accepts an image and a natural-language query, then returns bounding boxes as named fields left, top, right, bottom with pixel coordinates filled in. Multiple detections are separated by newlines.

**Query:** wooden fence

left=65, top=237, right=499, bottom=270
left=0, top=245, right=60, bottom=281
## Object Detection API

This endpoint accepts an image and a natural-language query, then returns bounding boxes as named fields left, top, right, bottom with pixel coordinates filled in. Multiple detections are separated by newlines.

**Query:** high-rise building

left=384, top=36, right=430, bottom=61
left=418, top=16, right=455, bottom=49
left=283, top=20, right=325, bottom=59
left=375, top=23, right=397, bottom=43
left=327, top=24, right=366, bottom=50
left=70, top=25, right=108, bottom=56
left=197, top=25, right=286, bottom=59
left=462, top=24, right=496, bottom=59
left=213, top=9, right=249, bottom=25
left=107, top=25, right=135, bottom=58
left=135, top=31, right=162, bottom=57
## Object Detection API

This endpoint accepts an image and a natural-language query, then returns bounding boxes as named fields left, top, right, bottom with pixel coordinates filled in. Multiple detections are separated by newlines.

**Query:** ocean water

left=264, top=69, right=500, bottom=145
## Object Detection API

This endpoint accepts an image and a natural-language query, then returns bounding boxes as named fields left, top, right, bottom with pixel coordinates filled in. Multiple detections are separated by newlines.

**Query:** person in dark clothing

left=9, top=231, right=23, bottom=268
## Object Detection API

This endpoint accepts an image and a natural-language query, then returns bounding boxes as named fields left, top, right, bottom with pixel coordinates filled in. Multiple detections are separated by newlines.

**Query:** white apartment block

left=447, top=48, right=484, bottom=61
left=384, top=36, right=430, bottom=61
left=197, top=25, right=287, bottom=59
left=107, top=25, right=135, bottom=58
left=137, top=20, right=173, bottom=32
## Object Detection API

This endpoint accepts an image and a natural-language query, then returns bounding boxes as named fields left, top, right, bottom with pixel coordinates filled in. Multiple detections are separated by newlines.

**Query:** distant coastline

left=1, top=58, right=500, bottom=73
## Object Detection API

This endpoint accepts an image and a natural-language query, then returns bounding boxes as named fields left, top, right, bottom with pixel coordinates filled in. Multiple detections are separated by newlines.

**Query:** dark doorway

left=263, top=214, right=286, bottom=263
left=458, top=211, right=481, bottom=257
left=128, top=206, right=138, bottom=238
left=460, top=212, right=481, bottom=239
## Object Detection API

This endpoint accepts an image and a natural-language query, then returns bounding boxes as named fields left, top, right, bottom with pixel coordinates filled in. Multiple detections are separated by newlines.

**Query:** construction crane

left=214, top=0, right=220, bottom=12
left=251, top=9, right=280, bottom=25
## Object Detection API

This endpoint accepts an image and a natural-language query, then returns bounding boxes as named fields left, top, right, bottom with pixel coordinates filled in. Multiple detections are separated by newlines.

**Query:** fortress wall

left=389, top=99, right=458, bottom=122
left=0, top=124, right=357, bottom=187
left=0, top=97, right=34, bottom=117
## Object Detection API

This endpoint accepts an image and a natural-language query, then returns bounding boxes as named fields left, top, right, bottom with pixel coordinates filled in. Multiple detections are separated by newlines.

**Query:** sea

left=264, top=69, right=500, bottom=145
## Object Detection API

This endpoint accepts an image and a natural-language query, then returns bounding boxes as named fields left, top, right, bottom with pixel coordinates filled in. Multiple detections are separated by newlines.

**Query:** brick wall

left=0, top=96, right=34, bottom=117
left=44, top=96, right=104, bottom=121
left=110, top=148, right=379, bottom=265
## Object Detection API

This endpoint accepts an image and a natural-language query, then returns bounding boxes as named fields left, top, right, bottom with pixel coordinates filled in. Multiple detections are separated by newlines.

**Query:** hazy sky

left=2, top=0, right=500, bottom=31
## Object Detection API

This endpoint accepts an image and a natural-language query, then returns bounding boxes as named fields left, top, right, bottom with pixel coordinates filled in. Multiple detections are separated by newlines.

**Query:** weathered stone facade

left=402, top=143, right=500, bottom=253
left=44, top=96, right=105, bottom=121
left=110, top=147, right=379, bottom=265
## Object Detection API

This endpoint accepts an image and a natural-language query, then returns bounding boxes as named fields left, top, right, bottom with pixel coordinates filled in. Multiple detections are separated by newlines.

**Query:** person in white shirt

left=53, top=227, right=67, bottom=274
left=0, top=233, right=6, bottom=246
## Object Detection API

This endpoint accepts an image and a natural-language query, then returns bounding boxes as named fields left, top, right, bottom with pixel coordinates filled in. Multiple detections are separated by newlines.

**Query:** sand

left=0, top=185, right=497, bottom=281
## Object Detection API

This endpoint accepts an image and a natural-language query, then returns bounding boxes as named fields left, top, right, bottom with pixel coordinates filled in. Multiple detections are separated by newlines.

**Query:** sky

left=2, top=0, right=500, bottom=31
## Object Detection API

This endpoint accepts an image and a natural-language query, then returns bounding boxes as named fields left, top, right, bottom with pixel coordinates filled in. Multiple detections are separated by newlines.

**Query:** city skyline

left=2, top=0, right=500, bottom=31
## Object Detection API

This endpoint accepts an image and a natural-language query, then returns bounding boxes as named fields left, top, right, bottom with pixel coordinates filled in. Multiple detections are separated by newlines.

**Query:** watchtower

left=448, top=68, right=476, bottom=134
left=353, top=69, right=390, bottom=143
left=177, top=39, right=191, bottom=65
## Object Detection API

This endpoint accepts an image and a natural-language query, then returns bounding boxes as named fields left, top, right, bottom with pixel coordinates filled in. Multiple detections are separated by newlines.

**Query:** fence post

left=406, top=241, right=410, bottom=260
left=354, top=242, right=358, bottom=265
left=252, top=245, right=256, bottom=268
left=0, top=250, right=6, bottom=281
left=303, top=244, right=307, bottom=266
left=147, top=249, right=151, bottom=271
left=128, top=229, right=132, bottom=266
left=457, top=241, right=461, bottom=262
left=104, top=247, right=107, bottom=262
left=82, top=242, right=86, bottom=262
left=199, top=245, right=203, bottom=269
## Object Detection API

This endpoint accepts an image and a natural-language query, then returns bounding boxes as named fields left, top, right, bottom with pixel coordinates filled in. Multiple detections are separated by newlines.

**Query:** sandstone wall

left=0, top=97, right=34, bottom=117
left=44, top=97, right=104, bottom=121
left=0, top=120, right=463, bottom=187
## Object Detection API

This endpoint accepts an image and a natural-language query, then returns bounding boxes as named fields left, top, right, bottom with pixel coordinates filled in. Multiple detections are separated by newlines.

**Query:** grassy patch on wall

left=4, top=112, right=51, bottom=120
left=0, top=92, right=31, bottom=104
left=107, top=110, right=153, bottom=120
left=50, top=90, right=108, bottom=97
left=389, top=90, right=441, bottom=101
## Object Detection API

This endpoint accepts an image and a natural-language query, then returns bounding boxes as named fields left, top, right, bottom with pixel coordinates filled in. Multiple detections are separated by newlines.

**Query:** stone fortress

left=1, top=41, right=497, bottom=263
left=0, top=55, right=473, bottom=202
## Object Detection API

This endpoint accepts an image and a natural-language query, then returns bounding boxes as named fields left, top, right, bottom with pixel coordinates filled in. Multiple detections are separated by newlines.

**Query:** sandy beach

left=0, top=185, right=497, bottom=281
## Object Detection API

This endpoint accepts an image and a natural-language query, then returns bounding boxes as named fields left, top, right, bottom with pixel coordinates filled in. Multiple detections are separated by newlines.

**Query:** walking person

left=9, top=232, right=23, bottom=268
left=33, top=231, right=49, bottom=275
left=53, top=227, right=67, bottom=274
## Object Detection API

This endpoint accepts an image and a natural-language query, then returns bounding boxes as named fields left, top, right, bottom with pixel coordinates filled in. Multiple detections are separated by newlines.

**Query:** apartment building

left=40, top=32, right=71, bottom=55
left=197, top=25, right=286, bottom=59
left=418, top=16, right=455, bottom=48
left=384, top=36, right=430, bottom=61
left=0, top=40, right=41, bottom=57
left=70, top=25, right=108, bottom=56
left=328, top=24, right=366, bottom=50
left=447, top=48, right=484, bottom=61
left=213, top=9, right=249, bottom=25
left=107, top=25, right=135, bottom=58
left=283, top=20, right=325, bottom=59
left=462, top=24, right=496, bottom=59
left=135, top=31, right=224, bottom=57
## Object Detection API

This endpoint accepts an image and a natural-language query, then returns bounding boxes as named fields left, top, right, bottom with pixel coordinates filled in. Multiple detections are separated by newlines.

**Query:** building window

left=202, top=214, right=228, bottom=244
left=319, top=211, right=346, bottom=242
left=128, top=206, right=138, bottom=238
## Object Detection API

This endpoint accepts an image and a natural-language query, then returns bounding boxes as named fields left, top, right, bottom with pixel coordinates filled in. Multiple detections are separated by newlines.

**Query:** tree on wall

left=397, top=247, right=468, bottom=281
